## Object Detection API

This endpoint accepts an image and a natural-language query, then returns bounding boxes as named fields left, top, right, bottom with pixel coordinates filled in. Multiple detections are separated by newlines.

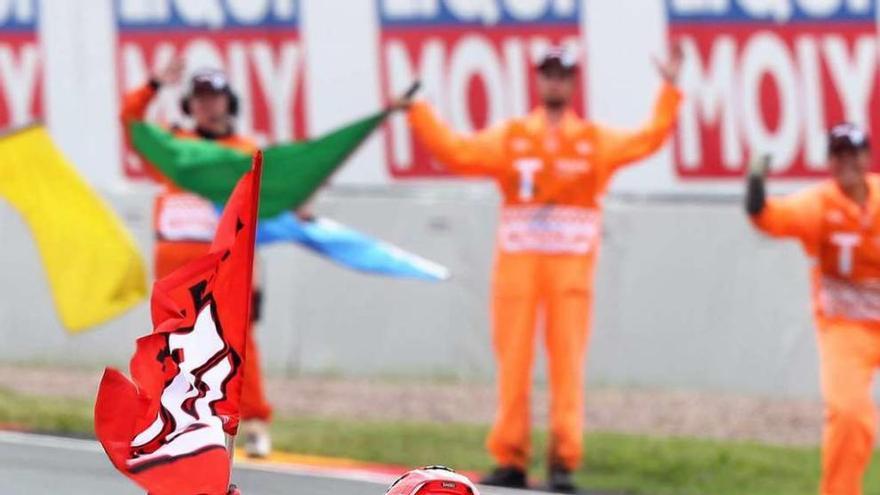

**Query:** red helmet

left=385, top=466, right=479, bottom=495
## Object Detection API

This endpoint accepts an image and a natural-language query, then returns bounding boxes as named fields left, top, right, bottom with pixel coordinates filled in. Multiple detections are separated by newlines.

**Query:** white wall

left=0, top=186, right=828, bottom=399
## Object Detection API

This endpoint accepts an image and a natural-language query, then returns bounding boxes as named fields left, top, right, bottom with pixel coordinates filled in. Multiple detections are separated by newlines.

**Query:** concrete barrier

left=0, top=183, right=828, bottom=399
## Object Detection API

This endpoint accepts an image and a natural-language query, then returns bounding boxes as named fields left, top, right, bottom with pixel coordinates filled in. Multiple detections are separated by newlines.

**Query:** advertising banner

left=669, top=0, right=879, bottom=179
left=116, top=0, right=305, bottom=178
left=0, top=0, right=41, bottom=129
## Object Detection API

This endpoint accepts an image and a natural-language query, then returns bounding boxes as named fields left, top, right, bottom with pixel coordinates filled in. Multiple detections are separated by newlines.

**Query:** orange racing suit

left=752, top=175, right=880, bottom=495
left=408, top=82, right=682, bottom=469
left=121, top=82, right=272, bottom=422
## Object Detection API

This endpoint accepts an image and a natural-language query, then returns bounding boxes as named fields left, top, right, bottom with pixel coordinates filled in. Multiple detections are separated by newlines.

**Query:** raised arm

left=120, top=56, right=185, bottom=123
left=746, top=159, right=822, bottom=248
left=120, top=82, right=159, bottom=123
left=407, top=101, right=506, bottom=177
left=594, top=82, right=682, bottom=171
left=595, top=44, right=684, bottom=175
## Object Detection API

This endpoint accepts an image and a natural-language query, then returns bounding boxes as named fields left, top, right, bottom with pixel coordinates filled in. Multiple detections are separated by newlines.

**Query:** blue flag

left=255, top=211, right=450, bottom=281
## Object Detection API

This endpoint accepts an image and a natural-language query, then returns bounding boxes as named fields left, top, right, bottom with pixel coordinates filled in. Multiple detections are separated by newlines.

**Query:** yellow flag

left=0, top=125, right=147, bottom=332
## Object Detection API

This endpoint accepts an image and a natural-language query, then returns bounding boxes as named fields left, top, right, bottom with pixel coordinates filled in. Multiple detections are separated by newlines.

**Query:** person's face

left=536, top=68, right=576, bottom=110
left=829, top=149, right=871, bottom=190
left=189, top=91, right=231, bottom=131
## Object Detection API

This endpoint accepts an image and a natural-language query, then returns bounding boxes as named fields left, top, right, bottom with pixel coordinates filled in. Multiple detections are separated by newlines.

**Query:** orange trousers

left=817, top=319, right=880, bottom=495
left=155, top=240, right=272, bottom=421
left=486, top=251, right=593, bottom=470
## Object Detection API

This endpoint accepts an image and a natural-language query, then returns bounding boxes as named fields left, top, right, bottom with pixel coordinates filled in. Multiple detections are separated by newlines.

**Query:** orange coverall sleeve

left=594, top=82, right=682, bottom=172
left=751, top=188, right=822, bottom=252
left=407, top=100, right=506, bottom=177
left=120, top=82, right=171, bottom=184
left=120, top=82, right=158, bottom=123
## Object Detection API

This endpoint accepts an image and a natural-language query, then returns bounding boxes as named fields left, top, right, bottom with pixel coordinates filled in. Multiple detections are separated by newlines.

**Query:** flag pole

left=226, top=433, right=236, bottom=494
left=386, top=80, right=421, bottom=114
left=402, top=80, right=421, bottom=100
left=226, top=433, right=235, bottom=463
left=227, top=152, right=263, bottom=495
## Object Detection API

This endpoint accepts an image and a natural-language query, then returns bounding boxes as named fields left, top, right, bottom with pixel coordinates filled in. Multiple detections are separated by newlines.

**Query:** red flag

left=95, top=152, right=263, bottom=495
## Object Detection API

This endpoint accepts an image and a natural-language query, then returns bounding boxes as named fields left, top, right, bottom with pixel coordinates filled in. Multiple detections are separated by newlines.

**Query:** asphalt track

left=0, top=431, right=549, bottom=495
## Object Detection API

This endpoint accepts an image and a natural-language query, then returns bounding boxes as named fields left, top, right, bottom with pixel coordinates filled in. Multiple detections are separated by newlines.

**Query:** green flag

left=129, top=111, right=389, bottom=218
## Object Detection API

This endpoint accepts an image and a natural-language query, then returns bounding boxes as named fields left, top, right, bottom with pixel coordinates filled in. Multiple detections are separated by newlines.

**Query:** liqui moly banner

left=0, top=0, right=41, bottom=129
left=116, top=0, right=305, bottom=178
left=669, top=0, right=879, bottom=179
left=379, top=0, right=584, bottom=178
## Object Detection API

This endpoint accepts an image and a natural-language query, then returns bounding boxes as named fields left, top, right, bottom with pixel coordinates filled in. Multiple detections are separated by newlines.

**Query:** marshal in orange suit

left=395, top=46, right=683, bottom=492
left=120, top=57, right=273, bottom=458
left=747, top=124, right=880, bottom=495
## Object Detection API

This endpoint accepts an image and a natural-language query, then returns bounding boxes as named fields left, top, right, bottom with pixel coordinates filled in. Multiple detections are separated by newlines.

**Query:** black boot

left=547, top=465, right=578, bottom=494
left=480, top=465, right=528, bottom=489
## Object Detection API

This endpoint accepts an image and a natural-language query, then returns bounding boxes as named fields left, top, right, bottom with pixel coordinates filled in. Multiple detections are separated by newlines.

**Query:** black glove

left=745, top=155, right=770, bottom=216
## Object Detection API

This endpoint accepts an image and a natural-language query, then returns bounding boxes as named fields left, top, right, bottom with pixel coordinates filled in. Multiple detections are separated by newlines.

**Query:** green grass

left=2, top=387, right=879, bottom=494
left=0, top=387, right=93, bottom=435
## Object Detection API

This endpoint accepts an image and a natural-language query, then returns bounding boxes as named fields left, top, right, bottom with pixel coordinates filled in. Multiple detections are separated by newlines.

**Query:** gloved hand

left=745, top=155, right=771, bottom=216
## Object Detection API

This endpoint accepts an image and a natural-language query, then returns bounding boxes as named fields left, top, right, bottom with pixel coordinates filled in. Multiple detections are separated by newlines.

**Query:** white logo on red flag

left=129, top=292, right=238, bottom=472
